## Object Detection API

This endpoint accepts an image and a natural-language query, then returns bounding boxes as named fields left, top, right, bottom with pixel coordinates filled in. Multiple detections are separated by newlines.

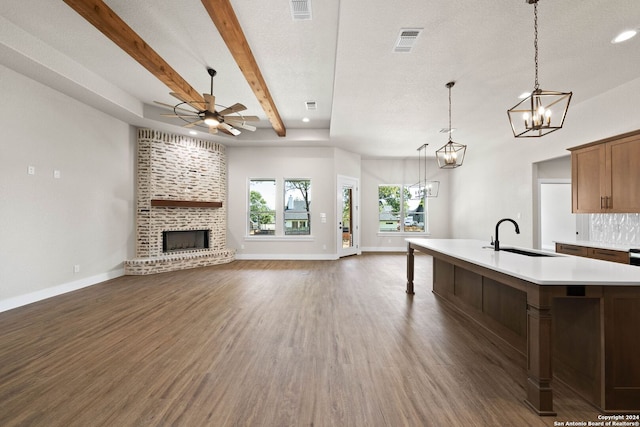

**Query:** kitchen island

left=406, top=238, right=640, bottom=416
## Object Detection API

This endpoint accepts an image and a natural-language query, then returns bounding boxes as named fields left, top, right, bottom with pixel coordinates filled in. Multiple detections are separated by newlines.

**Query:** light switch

left=54, top=170, right=61, bottom=179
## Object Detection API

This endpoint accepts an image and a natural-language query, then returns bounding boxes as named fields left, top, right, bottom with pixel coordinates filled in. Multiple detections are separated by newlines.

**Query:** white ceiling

left=1, top=0, right=639, bottom=158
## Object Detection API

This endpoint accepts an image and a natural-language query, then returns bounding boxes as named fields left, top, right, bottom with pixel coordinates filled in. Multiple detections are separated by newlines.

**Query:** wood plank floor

left=0, top=253, right=602, bottom=426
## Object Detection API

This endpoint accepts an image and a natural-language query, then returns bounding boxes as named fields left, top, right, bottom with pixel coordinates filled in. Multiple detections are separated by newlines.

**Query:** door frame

left=337, top=175, right=360, bottom=257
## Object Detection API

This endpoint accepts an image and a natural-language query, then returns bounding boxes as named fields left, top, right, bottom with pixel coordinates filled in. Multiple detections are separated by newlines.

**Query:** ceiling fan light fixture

left=204, top=112, right=219, bottom=126
left=507, top=0, right=571, bottom=138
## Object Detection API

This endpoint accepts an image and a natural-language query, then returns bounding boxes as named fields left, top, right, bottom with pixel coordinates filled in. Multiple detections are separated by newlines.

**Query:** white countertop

left=407, top=238, right=640, bottom=286
left=553, top=239, right=638, bottom=252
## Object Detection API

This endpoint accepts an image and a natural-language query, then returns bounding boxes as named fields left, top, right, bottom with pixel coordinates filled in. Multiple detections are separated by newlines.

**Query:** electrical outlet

left=28, top=166, right=35, bottom=175
left=73, top=265, right=80, bottom=273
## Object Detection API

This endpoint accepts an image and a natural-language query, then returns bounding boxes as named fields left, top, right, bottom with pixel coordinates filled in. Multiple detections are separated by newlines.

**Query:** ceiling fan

left=155, top=68, right=259, bottom=136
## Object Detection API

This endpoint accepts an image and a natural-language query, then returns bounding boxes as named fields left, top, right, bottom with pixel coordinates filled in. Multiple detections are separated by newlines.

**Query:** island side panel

left=604, top=287, right=640, bottom=411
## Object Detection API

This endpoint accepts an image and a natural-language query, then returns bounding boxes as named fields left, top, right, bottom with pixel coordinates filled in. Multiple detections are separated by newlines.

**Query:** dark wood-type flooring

left=0, top=253, right=602, bottom=426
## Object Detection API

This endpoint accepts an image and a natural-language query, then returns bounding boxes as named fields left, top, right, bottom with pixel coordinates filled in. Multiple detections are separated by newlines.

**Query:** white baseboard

left=235, top=253, right=339, bottom=261
left=0, top=269, right=125, bottom=313
left=360, top=246, right=407, bottom=252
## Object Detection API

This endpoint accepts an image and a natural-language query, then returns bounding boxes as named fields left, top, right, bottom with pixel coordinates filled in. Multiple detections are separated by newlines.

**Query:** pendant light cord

left=533, top=1, right=539, bottom=90
left=448, top=83, right=452, bottom=142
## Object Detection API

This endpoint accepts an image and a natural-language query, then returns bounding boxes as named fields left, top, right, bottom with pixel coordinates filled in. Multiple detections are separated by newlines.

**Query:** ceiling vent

left=393, top=28, right=422, bottom=53
left=305, top=101, right=317, bottom=110
left=290, top=0, right=312, bottom=20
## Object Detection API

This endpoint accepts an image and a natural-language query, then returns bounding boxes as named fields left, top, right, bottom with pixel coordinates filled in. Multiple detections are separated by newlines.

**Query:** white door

left=337, top=175, right=359, bottom=257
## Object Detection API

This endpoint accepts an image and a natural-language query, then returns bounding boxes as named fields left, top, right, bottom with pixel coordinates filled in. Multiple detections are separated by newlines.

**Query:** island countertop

left=406, top=238, right=640, bottom=286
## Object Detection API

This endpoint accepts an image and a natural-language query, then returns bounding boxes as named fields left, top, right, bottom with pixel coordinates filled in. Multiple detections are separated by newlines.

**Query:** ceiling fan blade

left=154, top=101, right=198, bottom=114
left=219, top=122, right=241, bottom=136
left=203, top=93, right=216, bottom=113
left=184, top=119, right=205, bottom=128
left=161, top=114, right=199, bottom=118
left=228, top=115, right=259, bottom=122
left=218, top=103, right=247, bottom=116
left=227, top=122, right=256, bottom=131
left=170, top=92, right=205, bottom=111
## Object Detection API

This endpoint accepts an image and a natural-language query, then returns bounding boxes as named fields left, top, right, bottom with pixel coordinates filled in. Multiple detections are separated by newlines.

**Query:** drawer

left=556, top=243, right=588, bottom=257
left=587, top=248, right=629, bottom=264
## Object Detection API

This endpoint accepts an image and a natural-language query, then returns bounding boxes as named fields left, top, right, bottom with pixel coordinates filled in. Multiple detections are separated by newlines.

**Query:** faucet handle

left=490, top=236, right=494, bottom=245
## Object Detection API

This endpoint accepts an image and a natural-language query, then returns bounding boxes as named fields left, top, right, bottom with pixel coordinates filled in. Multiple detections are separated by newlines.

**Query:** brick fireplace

left=124, top=129, right=235, bottom=275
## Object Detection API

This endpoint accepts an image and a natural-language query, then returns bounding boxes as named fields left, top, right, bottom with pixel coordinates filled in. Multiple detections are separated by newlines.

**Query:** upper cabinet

left=569, top=130, right=640, bottom=213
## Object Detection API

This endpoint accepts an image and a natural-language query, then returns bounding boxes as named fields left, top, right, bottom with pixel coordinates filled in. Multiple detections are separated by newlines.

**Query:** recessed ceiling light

left=302, top=117, right=310, bottom=123
left=612, top=29, right=637, bottom=44
left=189, top=130, right=197, bottom=135
left=519, top=92, right=531, bottom=99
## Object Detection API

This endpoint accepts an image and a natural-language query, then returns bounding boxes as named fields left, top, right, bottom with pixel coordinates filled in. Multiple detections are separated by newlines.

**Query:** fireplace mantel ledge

left=150, top=199, right=223, bottom=208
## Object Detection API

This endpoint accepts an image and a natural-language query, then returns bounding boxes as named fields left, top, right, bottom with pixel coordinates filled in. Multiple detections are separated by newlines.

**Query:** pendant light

left=436, top=81, right=466, bottom=169
left=507, top=0, right=572, bottom=138
left=411, top=143, right=439, bottom=199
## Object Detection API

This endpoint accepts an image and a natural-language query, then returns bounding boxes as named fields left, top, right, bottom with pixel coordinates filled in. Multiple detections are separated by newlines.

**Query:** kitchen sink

left=500, top=247, right=558, bottom=257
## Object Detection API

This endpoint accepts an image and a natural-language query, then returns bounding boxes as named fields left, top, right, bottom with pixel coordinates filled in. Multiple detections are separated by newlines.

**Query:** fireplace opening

left=163, top=230, right=209, bottom=253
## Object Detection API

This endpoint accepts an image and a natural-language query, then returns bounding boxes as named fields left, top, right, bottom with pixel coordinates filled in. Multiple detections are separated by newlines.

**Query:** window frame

left=283, top=178, right=311, bottom=236
left=248, top=179, right=277, bottom=236
left=377, top=184, right=429, bottom=235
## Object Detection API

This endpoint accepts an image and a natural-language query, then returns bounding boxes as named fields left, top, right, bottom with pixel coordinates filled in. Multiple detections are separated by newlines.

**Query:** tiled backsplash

left=589, top=213, right=640, bottom=245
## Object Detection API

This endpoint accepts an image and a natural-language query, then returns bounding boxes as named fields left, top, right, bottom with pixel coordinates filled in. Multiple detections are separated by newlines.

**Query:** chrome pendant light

left=507, top=0, right=572, bottom=138
left=436, top=81, right=466, bottom=169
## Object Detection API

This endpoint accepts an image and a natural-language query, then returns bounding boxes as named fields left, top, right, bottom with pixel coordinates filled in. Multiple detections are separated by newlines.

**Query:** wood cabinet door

left=572, top=144, right=607, bottom=213
left=609, top=135, right=640, bottom=213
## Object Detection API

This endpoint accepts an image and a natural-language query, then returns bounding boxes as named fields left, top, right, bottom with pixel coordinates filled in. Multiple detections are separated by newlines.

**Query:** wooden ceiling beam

left=62, top=0, right=204, bottom=107
left=201, top=0, right=286, bottom=137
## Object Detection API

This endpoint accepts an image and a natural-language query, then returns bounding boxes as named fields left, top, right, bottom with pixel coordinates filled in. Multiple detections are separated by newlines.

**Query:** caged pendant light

left=507, top=0, right=572, bottom=138
left=410, top=143, right=439, bottom=199
left=436, top=81, right=466, bottom=168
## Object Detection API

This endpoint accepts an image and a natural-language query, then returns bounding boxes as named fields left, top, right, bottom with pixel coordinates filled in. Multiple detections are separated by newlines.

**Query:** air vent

left=290, top=0, right=312, bottom=20
left=305, top=101, right=317, bottom=110
left=393, top=28, right=422, bottom=53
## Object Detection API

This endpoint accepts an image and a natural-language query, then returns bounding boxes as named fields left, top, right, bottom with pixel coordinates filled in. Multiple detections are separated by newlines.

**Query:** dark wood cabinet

left=555, top=243, right=629, bottom=264
left=569, top=130, right=640, bottom=213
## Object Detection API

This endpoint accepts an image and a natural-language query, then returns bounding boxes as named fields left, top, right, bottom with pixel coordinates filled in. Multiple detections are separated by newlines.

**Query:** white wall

left=449, top=77, right=640, bottom=248
left=361, top=157, right=451, bottom=251
left=227, top=146, right=342, bottom=259
left=0, top=65, right=135, bottom=311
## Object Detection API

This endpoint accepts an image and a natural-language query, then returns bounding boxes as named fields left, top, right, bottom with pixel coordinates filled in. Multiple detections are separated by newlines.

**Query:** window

left=378, top=185, right=426, bottom=233
left=249, top=180, right=276, bottom=235
left=284, top=179, right=311, bottom=235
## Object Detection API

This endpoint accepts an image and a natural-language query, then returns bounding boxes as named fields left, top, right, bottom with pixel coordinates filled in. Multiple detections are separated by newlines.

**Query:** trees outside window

left=284, top=179, right=311, bottom=235
left=378, top=185, right=426, bottom=232
left=249, top=180, right=276, bottom=235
